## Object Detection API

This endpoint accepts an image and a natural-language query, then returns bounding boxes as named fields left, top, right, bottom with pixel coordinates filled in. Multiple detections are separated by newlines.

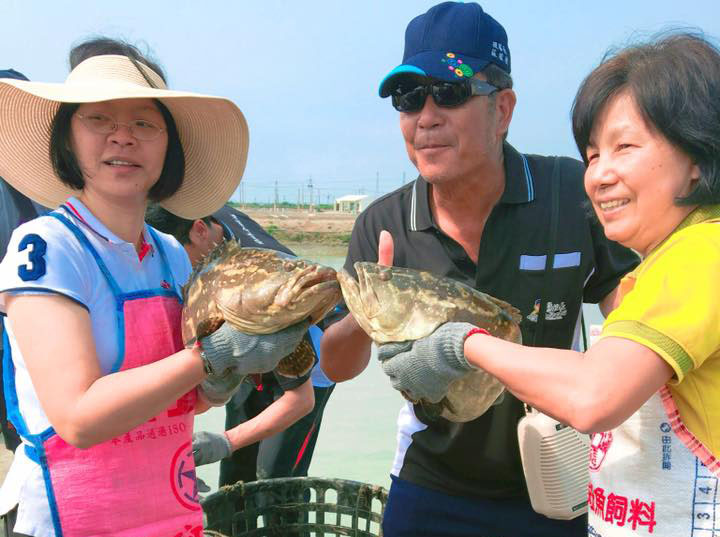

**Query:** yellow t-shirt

left=600, top=205, right=720, bottom=459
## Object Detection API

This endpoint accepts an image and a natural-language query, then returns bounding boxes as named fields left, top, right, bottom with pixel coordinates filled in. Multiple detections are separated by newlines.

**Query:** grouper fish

left=338, top=262, right=522, bottom=422
left=182, top=242, right=342, bottom=377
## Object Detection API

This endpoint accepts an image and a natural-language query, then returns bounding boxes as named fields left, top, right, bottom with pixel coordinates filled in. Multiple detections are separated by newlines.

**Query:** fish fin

left=486, top=295, right=523, bottom=324
left=275, top=338, right=315, bottom=378
left=440, top=396, right=456, bottom=415
left=417, top=398, right=454, bottom=421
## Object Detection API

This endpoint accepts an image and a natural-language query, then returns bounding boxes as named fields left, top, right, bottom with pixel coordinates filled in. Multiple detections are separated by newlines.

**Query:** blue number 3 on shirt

left=17, top=234, right=47, bottom=281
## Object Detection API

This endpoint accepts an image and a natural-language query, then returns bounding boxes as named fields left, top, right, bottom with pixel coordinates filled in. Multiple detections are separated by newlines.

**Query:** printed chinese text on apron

left=586, top=275, right=720, bottom=537
left=5, top=212, right=202, bottom=536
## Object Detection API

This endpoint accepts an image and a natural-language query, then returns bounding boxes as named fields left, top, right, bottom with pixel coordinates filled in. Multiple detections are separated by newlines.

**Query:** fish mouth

left=296, top=279, right=341, bottom=305
left=282, top=267, right=341, bottom=323
left=291, top=267, right=338, bottom=296
left=272, top=265, right=340, bottom=309
left=217, top=265, right=340, bottom=333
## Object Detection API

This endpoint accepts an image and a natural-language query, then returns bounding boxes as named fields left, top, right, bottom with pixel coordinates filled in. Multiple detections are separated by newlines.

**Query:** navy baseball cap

left=379, top=2, right=510, bottom=97
left=0, top=69, right=29, bottom=81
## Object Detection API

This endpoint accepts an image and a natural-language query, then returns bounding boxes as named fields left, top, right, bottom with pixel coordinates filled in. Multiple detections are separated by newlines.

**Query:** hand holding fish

left=182, top=244, right=342, bottom=379
left=337, top=229, right=521, bottom=421
left=199, top=319, right=310, bottom=376
left=377, top=322, right=480, bottom=403
left=197, top=366, right=246, bottom=406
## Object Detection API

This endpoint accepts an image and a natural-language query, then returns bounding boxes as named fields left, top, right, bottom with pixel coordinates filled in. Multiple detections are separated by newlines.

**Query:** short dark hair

left=572, top=32, right=720, bottom=206
left=478, top=64, right=514, bottom=140
left=481, top=63, right=513, bottom=91
left=49, top=37, right=186, bottom=201
left=145, top=204, right=213, bottom=244
left=69, top=37, right=167, bottom=83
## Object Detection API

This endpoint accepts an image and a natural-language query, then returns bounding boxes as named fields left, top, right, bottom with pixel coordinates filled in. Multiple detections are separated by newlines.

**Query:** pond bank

left=237, top=207, right=357, bottom=248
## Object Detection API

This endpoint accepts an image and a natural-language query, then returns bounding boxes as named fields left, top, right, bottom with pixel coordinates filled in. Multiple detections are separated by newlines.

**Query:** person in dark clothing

left=146, top=204, right=336, bottom=484
left=0, top=178, right=48, bottom=454
left=0, top=69, right=50, bottom=456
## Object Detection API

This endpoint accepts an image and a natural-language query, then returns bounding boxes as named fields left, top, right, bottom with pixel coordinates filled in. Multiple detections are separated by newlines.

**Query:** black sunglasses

left=390, top=78, right=499, bottom=112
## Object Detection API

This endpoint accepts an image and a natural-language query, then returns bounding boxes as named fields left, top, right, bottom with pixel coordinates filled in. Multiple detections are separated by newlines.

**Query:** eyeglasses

left=390, top=78, right=499, bottom=112
left=75, top=112, right=166, bottom=141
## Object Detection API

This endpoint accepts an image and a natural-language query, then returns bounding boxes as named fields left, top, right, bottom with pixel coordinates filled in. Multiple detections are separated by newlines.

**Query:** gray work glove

left=198, top=368, right=245, bottom=406
left=192, top=431, right=232, bottom=467
left=378, top=322, right=477, bottom=403
left=199, top=319, right=310, bottom=376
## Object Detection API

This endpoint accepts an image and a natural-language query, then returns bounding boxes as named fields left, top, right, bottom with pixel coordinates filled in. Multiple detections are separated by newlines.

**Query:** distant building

left=334, top=194, right=375, bottom=213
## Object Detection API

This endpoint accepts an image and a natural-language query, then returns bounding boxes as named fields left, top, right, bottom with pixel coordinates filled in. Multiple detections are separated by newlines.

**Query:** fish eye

left=379, top=268, right=392, bottom=281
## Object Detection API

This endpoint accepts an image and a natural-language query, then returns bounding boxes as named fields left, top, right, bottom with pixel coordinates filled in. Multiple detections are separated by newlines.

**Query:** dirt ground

left=241, top=207, right=356, bottom=233
left=240, top=207, right=357, bottom=247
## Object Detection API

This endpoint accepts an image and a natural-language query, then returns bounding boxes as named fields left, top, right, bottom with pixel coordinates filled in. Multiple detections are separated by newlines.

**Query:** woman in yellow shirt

left=379, top=33, right=720, bottom=537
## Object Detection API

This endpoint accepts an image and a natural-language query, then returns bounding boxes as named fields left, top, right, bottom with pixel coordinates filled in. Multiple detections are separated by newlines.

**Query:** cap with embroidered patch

left=379, top=2, right=510, bottom=97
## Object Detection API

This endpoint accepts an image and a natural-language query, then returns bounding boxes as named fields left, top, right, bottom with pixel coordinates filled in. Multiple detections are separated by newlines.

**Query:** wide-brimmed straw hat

left=0, top=55, right=249, bottom=219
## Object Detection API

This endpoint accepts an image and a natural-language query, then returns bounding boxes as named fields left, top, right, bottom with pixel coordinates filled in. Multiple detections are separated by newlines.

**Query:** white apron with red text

left=587, top=387, right=720, bottom=537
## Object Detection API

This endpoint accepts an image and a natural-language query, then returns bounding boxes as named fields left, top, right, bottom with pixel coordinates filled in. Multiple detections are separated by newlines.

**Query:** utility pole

left=308, top=175, right=314, bottom=213
left=273, top=180, right=279, bottom=212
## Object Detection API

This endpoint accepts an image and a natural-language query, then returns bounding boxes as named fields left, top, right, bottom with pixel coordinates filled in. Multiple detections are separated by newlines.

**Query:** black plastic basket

left=202, top=476, right=388, bottom=537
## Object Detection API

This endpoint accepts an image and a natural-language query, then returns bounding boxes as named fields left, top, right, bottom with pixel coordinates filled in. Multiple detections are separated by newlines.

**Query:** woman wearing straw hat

left=0, top=39, right=309, bottom=536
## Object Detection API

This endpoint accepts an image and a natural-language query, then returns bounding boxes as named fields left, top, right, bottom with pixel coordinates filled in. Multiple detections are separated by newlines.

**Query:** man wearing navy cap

left=322, top=3, right=639, bottom=536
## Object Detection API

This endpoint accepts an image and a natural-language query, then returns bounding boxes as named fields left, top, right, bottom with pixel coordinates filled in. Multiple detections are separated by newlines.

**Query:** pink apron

left=7, top=213, right=202, bottom=536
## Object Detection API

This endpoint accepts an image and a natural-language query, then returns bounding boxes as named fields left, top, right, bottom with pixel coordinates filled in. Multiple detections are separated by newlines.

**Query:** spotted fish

left=338, top=262, right=522, bottom=422
left=182, top=242, right=342, bottom=377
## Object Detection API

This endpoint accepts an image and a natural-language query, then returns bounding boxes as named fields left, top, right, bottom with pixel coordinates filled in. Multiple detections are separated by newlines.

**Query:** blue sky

left=5, top=1, right=719, bottom=204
